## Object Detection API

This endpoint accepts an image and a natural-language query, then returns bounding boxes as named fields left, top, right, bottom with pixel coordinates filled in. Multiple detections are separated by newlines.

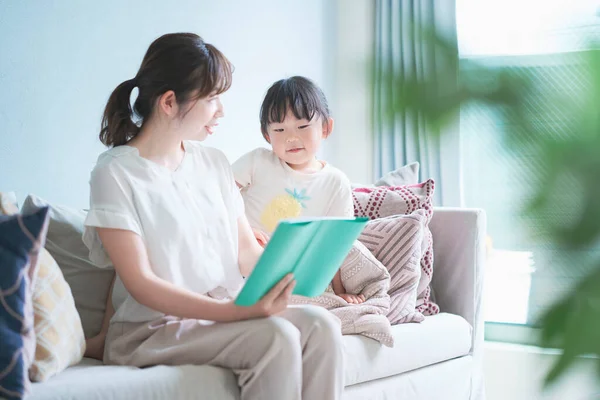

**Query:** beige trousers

left=104, top=305, right=344, bottom=400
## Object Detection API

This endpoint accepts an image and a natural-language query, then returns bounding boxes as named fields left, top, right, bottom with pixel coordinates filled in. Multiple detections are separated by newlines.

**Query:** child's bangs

left=267, top=86, right=319, bottom=124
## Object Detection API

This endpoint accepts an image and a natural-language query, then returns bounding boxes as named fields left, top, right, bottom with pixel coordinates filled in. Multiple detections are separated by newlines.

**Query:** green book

left=235, top=217, right=369, bottom=307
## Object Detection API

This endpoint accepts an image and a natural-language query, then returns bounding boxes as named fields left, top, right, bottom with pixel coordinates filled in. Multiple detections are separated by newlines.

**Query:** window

left=456, top=0, right=600, bottom=334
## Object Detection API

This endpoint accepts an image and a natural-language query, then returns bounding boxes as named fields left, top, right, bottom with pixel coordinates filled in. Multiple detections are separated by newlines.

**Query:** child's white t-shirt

left=232, top=147, right=354, bottom=234
left=83, top=141, right=245, bottom=324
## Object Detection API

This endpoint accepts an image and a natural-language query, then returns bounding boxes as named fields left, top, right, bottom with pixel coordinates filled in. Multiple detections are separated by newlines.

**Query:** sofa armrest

left=429, top=207, right=487, bottom=399
left=429, top=207, right=486, bottom=354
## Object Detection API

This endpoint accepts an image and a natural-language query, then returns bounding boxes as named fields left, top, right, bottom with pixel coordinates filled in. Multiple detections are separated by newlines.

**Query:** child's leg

left=84, top=273, right=116, bottom=360
left=331, top=269, right=345, bottom=295
left=332, top=270, right=365, bottom=304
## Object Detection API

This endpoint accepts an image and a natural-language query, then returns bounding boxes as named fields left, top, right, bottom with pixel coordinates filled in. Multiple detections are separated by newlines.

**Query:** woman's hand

left=229, top=274, right=296, bottom=320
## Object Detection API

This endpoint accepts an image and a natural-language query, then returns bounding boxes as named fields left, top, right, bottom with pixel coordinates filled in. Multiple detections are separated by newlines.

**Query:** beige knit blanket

left=290, top=241, right=394, bottom=347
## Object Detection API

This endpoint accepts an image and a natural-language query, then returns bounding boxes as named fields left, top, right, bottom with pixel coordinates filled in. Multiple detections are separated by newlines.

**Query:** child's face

left=266, top=109, right=333, bottom=169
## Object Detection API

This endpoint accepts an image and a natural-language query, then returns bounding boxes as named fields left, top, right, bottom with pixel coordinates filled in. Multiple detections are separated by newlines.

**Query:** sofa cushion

left=353, top=180, right=439, bottom=316
left=375, top=162, right=420, bottom=187
left=344, top=355, right=473, bottom=400
left=351, top=162, right=420, bottom=189
left=29, top=313, right=472, bottom=399
left=0, top=192, right=19, bottom=214
left=29, top=358, right=240, bottom=400
left=21, top=195, right=115, bottom=338
left=344, top=313, right=472, bottom=386
left=29, top=247, right=86, bottom=382
left=0, top=207, right=49, bottom=399
left=358, top=210, right=427, bottom=325
left=1, top=194, right=86, bottom=382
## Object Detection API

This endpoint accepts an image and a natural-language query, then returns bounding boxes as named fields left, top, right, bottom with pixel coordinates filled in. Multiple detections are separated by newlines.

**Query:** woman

left=83, top=33, right=344, bottom=399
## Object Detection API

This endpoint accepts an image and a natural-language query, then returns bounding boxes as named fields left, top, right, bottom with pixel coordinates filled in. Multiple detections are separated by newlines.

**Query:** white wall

left=327, top=0, right=375, bottom=185
left=485, top=342, right=600, bottom=400
left=0, top=0, right=335, bottom=208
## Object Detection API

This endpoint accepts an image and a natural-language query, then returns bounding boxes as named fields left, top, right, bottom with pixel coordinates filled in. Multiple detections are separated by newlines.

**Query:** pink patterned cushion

left=353, top=179, right=440, bottom=316
left=359, top=211, right=427, bottom=324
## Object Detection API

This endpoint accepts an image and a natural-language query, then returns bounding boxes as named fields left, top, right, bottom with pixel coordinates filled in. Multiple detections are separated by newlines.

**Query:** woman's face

left=178, top=92, right=224, bottom=142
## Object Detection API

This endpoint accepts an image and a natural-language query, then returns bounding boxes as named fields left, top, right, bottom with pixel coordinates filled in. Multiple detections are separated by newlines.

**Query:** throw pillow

left=375, top=162, right=420, bottom=187
left=353, top=180, right=440, bottom=315
left=21, top=195, right=114, bottom=338
left=351, top=162, right=420, bottom=189
left=0, top=192, right=19, bottom=215
left=0, top=207, right=49, bottom=400
left=29, top=245, right=86, bottom=381
left=1, top=195, right=86, bottom=382
left=359, top=210, right=427, bottom=324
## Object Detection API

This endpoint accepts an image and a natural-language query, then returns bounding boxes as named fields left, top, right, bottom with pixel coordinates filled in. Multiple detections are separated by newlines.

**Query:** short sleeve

left=212, top=150, right=245, bottom=220
left=326, top=178, right=355, bottom=218
left=83, top=163, right=142, bottom=267
left=225, top=167, right=245, bottom=219
left=231, top=149, right=257, bottom=188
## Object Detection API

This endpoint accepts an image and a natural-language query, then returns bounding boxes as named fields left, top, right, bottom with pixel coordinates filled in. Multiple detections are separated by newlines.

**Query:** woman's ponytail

left=98, top=33, right=233, bottom=148
left=99, top=78, right=139, bottom=147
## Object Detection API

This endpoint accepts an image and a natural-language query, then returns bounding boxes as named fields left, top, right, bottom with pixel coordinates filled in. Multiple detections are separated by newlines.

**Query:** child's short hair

left=259, top=76, right=331, bottom=141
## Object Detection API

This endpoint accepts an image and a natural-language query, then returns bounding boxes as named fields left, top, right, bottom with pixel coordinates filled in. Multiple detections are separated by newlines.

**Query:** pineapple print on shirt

left=261, top=188, right=310, bottom=232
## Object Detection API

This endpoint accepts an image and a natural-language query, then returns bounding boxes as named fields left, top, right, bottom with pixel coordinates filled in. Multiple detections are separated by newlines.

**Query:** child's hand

left=339, top=293, right=366, bottom=304
left=253, top=228, right=270, bottom=248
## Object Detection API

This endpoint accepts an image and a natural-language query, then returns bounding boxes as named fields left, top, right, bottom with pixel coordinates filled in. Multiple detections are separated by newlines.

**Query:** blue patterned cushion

left=0, top=207, right=49, bottom=400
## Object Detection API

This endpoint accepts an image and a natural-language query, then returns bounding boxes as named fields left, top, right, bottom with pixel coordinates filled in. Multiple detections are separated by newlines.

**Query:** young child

left=232, top=76, right=365, bottom=304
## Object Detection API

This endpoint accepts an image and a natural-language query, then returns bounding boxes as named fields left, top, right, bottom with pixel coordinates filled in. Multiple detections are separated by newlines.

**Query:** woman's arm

left=97, top=228, right=292, bottom=322
left=237, top=214, right=264, bottom=277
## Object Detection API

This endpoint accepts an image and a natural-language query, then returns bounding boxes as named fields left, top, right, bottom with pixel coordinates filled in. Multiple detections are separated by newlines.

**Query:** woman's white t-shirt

left=83, top=141, right=245, bottom=324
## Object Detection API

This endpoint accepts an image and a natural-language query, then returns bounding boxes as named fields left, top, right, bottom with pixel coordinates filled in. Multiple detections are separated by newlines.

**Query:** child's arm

left=231, top=149, right=258, bottom=190
left=325, top=179, right=355, bottom=219
left=235, top=181, right=270, bottom=248
left=252, top=228, right=270, bottom=248
left=97, top=228, right=295, bottom=322
left=233, top=151, right=272, bottom=247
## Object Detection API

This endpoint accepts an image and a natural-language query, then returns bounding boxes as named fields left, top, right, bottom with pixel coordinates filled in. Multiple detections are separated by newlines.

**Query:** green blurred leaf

left=538, top=266, right=600, bottom=385
left=383, top=27, right=600, bottom=385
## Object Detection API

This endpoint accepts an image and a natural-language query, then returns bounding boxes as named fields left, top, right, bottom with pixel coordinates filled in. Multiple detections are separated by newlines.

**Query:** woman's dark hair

left=100, top=33, right=233, bottom=147
left=259, top=76, right=331, bottom=141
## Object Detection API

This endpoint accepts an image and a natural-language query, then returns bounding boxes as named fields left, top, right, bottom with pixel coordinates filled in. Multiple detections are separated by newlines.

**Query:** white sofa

left=29, top=207, right=486, bottom=400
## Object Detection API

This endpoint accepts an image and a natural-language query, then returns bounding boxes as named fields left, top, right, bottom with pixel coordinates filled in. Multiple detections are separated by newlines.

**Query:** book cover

left=235, top=217, right=368, bottom=306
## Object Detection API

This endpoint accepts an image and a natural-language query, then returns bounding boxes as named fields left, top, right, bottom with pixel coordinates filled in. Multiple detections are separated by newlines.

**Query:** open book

left=235, top=217, right=368, bottom=306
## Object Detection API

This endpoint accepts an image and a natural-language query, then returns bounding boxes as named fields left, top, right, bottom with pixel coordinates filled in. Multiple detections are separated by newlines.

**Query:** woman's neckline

left=122, top=140, right=189, bottom=174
